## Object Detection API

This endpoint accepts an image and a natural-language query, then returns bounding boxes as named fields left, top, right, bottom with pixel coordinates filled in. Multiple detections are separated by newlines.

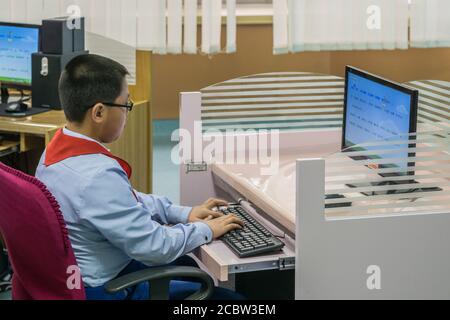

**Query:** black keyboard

left=220, top=205, right=285, bottom=258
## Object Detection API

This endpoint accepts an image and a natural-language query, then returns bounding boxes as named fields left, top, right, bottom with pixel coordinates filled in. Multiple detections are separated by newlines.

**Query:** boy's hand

left=204, top=215, right=245, bottom=240
left=188, top=198, right=228, bottom=223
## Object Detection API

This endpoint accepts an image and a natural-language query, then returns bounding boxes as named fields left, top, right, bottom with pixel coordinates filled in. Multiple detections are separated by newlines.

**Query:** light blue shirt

left=36, top=128, right=212, bottom=287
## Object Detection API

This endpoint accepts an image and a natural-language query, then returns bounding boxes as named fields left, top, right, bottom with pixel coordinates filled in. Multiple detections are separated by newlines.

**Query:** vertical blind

left=410, top=0, right=450, bottom=48
left=274, top=0, right=410, bottom=54
left=2, top=0, right=449, bottom=56
left=0, top=0, right=237, bottom=55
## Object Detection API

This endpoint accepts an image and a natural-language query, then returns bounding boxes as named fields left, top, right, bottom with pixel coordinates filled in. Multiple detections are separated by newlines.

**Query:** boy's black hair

left=58, top=54, right=129, bottom=123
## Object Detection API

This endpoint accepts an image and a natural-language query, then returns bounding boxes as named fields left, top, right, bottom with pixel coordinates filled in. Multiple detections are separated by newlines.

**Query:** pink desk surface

left=212, top=150, right=336, bottom=235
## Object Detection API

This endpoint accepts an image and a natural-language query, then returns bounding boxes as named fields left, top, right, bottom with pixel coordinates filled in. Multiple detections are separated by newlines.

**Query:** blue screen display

left=344, top=71, right=414, bottom=173
left=0, top=25, right=40, bottom=86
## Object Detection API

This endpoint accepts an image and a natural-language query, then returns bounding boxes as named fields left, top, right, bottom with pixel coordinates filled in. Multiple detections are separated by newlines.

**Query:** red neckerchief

left=44, top=128, right=132, bottom=179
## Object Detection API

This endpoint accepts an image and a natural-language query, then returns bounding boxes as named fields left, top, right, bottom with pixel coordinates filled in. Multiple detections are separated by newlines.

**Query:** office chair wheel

left=0, top=273, right=12, bottom=293
left=0, top=264, right=12, bottom=293
left=0, top=247, right=9, bottom=283
left=0, top=281, right=12, bottom=293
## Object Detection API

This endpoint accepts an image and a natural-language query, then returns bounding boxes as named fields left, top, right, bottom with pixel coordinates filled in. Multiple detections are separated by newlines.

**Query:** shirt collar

left=62, top=127, right=109, bottom=151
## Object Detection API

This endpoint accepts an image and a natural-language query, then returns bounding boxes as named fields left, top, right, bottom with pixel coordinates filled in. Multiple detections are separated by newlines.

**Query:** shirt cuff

left=194, top=221, right=213, bottom=244
left=177, top=206, right=193, bottom=224
left=165, top=205, right=192, bottom=224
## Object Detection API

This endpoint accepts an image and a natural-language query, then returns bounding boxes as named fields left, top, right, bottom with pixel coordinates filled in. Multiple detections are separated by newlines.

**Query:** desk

left=0, top=100, right=152, bottom=193
left=180, top=75, right=450, bottom=299
left=193, top=128, right=450, bottom=299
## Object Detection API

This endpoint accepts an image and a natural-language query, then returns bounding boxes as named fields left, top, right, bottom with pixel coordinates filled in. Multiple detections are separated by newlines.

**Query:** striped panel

left=200, top=75, right=450, bottom=134
left=405, top=80, right=450, bottom=131
left=324, top=130, right=450, bottom=219
left=200, top=72, right=345, bottom=132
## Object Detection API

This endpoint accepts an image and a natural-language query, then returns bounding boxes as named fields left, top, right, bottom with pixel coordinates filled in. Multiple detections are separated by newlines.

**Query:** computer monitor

left=342, top=66, right=419, bottom=178
left=0, top=22, right=41, bottom=94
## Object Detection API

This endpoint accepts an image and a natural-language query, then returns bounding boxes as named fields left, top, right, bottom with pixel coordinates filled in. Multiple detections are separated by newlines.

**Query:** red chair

left=0, top=162, right=214, bottom=300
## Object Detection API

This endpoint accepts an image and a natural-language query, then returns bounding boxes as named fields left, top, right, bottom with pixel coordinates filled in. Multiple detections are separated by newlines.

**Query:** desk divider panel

left=179, top=77, right=450, bottom=294
left=200, top=72, right=345, bottom=133
left=323, top=130, right=450, bottom=219
left=295, top=129, right=450, bottom=299
left=406, top=80, right=450, bottom=131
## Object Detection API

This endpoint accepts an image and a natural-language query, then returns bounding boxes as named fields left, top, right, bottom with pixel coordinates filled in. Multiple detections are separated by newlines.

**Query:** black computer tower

left=41, top=17, right=85, bottom=54
left=31, top=51, right=88, bottom=110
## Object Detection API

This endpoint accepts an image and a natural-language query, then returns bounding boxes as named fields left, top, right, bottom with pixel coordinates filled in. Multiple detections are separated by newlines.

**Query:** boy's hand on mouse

left=204, top=214, right=244, bottom=240
left=188, top=198, right=228, bottom=223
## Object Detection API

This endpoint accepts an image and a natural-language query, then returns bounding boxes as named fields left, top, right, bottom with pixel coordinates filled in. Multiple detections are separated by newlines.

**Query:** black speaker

left=32, top=51, right=88, bottom=110
left=73, top=18, right=85, bottom=52
left=41, top=17, right=85, bottom=54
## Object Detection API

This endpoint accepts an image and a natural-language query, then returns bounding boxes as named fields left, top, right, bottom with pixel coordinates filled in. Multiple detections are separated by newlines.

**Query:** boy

left=36, top=54, right=244, bottom=300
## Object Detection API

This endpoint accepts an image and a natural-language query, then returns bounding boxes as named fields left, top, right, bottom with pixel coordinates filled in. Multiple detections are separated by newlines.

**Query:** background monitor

left=342, top=66, right=419, bottom=177
left=0, top=22, right=41, bottom=89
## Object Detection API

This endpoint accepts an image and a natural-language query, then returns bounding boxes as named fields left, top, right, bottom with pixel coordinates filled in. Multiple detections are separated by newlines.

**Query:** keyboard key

left=254, top=243, right=268, bottom=249
left=220, top=205, right=285, bottom=258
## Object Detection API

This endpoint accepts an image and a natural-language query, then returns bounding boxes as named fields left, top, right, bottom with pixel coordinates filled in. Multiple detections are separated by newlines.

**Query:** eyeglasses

left=99, top=98, right=134, bottom=112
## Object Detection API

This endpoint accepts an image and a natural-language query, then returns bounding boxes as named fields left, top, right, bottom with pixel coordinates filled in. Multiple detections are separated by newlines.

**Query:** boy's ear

left=91, top=103, right=106, bottom=123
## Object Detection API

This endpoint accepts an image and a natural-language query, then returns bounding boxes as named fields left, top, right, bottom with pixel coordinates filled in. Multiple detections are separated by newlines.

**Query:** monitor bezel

left=0, top=21, right=42, bottom=90
left=341, top=66, right=419, bottom=176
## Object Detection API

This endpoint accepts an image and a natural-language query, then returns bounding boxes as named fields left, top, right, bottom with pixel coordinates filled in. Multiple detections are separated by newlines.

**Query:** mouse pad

left=0, top=104, right=52, bottom=118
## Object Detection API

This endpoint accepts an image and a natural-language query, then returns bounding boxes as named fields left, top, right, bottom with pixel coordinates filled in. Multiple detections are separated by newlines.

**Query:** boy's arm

left=79, top=167, right=213, bottom=266
left=135, top=192, right=192, bottom=225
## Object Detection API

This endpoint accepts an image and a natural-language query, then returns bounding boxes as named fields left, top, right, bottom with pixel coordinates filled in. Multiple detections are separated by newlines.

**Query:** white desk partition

left=407, top=80, right=450, bottom=132
left=296, top=130, right=450, bottom=299
left=180, top=72, right=346, bottom=207
left=179, top=75, right=450, bottom=298
left=200, top=72, right=345, bottom=133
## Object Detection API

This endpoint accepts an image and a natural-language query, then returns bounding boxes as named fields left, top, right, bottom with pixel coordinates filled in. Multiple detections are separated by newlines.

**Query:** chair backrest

left=0, top=162, right=85, bottom=300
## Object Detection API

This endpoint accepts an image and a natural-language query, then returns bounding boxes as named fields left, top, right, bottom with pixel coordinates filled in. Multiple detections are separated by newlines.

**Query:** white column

left=273, top=0, right=289, bottom=54
left=202, top=0, right=222, bottom=54
left=120, top=0, right=136, bottom=47
left=295, top=158, right=325, bottom=300
left=90, top=0, right=107, bottom=38
left=0, top=0, right=12, bottom=22
left=136, top=0, right=152, bottom=50
left=26, top=0, right=43, bottom=25
left=11, top=0, right=28, bottom=23
left=43, top=0, right=61, bottom=19
left=167, top=0, right=182, bottom=54
left=106, top=0, right=121, bottom=43
left=411, top=0, right=450, bottom=48
left=226, top=0, right=236, bottom=53
left=183, top=0, right=198, bottom=54
left=149, top=0, right=167, bottom=54
left=287, top=0, right=306, bottom=52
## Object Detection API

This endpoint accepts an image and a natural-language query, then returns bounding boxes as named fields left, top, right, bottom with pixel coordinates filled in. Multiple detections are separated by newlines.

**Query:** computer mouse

left=5, top=102, right=28, bottom=113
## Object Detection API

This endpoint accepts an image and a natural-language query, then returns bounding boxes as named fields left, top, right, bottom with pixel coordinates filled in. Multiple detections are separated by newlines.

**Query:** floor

left=152, top=119, right=180, bottom=203
left=0, top=292, right=10, bottom=300
left=0, top=120, right=181, bottom=301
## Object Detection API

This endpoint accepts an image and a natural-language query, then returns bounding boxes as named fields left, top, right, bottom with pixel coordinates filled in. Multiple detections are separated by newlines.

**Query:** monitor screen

left=0, top=23, right=40, bottom=87
left=342, top=66, right=418, bottom=175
